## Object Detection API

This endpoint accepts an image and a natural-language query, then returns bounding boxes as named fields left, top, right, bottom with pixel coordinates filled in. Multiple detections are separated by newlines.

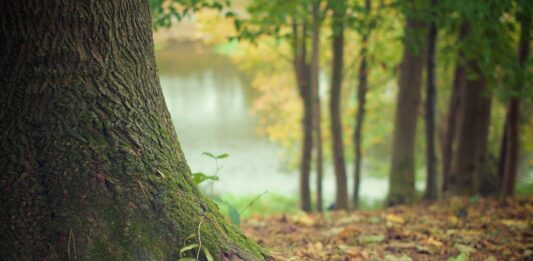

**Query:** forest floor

left=241, top=196, right=533, bottom=261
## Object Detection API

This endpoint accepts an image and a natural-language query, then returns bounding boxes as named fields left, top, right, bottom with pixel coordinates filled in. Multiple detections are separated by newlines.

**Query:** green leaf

left=179, top=244, right=199, bottom=256
left=192, top=173, right=219, bottom=185
left=216, top=153, right=229, bottom=159
left=359, top=234, right=385, bottom=244
left=201, top=152, right=216, bottom=159
left=203, top=247, right=214, bottom=261
left=184, top=233, right=196, bottom=242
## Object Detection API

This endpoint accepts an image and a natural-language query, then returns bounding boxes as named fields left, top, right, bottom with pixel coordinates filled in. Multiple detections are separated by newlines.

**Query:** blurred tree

left=149, top=0, right=231, bottom=28
left=352, top=0, right=373, bottom=209
left=233, top=0, right=318, bottom=211
left=441, top=24, right=467, bottom=194
left=424, top=0, right=439, bottom=200
left=447, top=0, right=514, bottom=196
left=311, top=0, right=325, bottom=212
left=499, top=0, right=532, bottom=197
left=0, top=1, right=265, bottom=259
left=329, top=0, right=349, bottom=210
left=450, top=57, right=491, bottom=195
left=387, top=1, right=427, bottom=206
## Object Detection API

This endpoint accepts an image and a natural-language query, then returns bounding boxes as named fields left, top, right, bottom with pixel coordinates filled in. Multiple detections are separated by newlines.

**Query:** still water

left=156, top=45, right=387, bottom=204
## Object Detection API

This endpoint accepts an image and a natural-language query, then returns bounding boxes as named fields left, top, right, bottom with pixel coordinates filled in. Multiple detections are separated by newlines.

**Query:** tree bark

left=292, top=21, right=313, bottom=212
left=387, top=17, right=426, bottom=206
left=353, top=0, right=371, bottom=210
left=310, top=0, right=324, bottom=212
left=0, top=1, right=266, bottom=260
left=500, top=6, right=531, bottom=196
left=424, top=0, right=438, bottom=201
left=330, top=0, right=349, bottom=210
left=442, top=24, right=468, bottom=194
left=450, top=61, right=491, bottom=196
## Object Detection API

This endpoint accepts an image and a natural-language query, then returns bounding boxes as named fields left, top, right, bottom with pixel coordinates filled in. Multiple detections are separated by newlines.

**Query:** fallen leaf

left=359, top=234, right=385, bottom=244
left=386, top=214, right=406, bottom=224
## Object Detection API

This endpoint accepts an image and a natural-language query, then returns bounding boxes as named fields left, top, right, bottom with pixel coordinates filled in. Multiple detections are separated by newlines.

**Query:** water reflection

left=157, top=44, right=388, bottom=204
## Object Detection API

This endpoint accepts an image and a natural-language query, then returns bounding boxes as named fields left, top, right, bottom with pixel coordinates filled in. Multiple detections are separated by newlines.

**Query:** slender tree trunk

left=442, top=24, right=468, bottom=194
left=0, top=1, right=265, bottom=260
left=442, top=66, right=465, bottom=193
left=424, top=0, right=438, bottom=200
left=476, top=92, right=492, bottom=194
left=311, top=1, right=324, bottom=212
left=330, top=0, right=349, bottom=210
left=500, top=8, right=531, bottom=196
left=500, top=99, right=520, bottom=196
left=450, top=60, right=491, bottom=196
left=353, top=0, right=372, bottom=210
left=387, top=17, right=426, bottom=206
left=292, top=21, right=313, bottom=212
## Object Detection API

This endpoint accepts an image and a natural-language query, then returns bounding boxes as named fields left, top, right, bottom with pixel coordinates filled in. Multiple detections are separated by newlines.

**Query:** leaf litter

left=241, top=196, right=533, bottom=260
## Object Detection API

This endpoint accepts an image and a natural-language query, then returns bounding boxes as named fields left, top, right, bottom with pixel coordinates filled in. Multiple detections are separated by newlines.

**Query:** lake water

left=156, top=44, right=388, bottom=205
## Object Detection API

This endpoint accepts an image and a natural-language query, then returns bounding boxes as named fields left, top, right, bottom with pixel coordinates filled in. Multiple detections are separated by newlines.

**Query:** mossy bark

left=0, top=1, right=266, bottom=260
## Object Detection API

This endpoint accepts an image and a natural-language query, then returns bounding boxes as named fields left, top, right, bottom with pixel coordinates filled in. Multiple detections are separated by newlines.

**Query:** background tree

left=329, top=0, right=349, bottom=210
left=233, top=0, right=319, bottom=211
left=447, top=0, right=514, bottom=196
left=0, top=1, right=265, bottom=259
left=441, top=24, right=467, bottom=194
left=424, top=0, right=439, bottom=200
left=352, top=0, right=374, bottom=209
left=499, top=0, right=532, bottom=197
left=387, top=2, right=427, bottom=206
left=311, top=0, right=325, bottom=211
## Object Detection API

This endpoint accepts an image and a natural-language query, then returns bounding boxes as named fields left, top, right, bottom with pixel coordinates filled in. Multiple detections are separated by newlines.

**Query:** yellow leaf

left=386, top=214, right=406, bottom=224
left=426, top=237, right=443, bottom=247
left=292, top=213, right=315, bottom=226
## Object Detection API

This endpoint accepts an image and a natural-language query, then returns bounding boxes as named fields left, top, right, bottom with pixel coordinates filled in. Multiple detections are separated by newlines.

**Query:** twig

left=240, top=191, right=269, bottom=215
left=196, top=221, right=203, bottom=260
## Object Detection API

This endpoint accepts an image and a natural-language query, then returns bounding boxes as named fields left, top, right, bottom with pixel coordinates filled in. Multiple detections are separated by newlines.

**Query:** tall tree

left=292, top=20, right=314, bottom=211
left=450, top=60, right=491, bottom=196
left=387, top=10, right=426, bottom=206
left=311, top=0, right=324, bottom=211
left=499, top=0, right=532, bottom=197
left=234, top=0, right=316, bottom=212
left=0, top=0, right=266, bottom=259
left=448, top=0, right=512, bottom=196
left=353, top=0, right=372, bottom=209
left=329, top=0, right=349, bottom=210
left=424, top=0, right=439, bottom=200
left=441, top=24, right=468, bottom=193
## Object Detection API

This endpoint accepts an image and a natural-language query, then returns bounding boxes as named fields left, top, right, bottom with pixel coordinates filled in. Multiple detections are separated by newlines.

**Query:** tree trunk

left=292, top=21, right=313, bottom=212
left=311, top=1, right=324, bottom=212
left=500, top=7, right=531, bottom=196
left=387, top=17, right=426, bottom=206
left=450, top=61, right=491, bottom=196
left=0, top=1, right=265, bottom=260
left=475, top=90, right=492, bottom=195
left=442, top=24, right=468, bottom=194
left=330, top=0, right=349, bottom=210
left=442, top=66, right=465, bottom=193
left=424, top=0, right=438, bottom=201
left=353, top=0, right=371, bottom=210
